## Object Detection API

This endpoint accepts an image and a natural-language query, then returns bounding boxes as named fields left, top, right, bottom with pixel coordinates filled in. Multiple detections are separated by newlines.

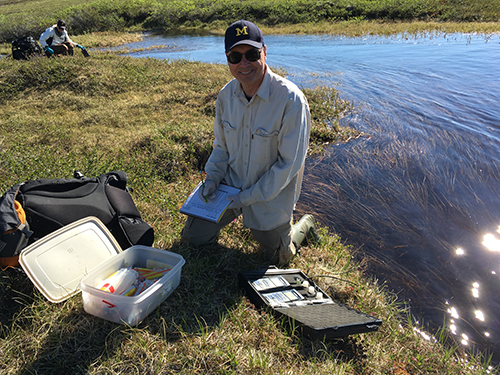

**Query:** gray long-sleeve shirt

left=205, top=67, right=311, bottom=231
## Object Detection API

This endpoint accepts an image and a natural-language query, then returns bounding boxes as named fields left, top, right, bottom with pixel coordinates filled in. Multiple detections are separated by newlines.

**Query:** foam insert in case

left=239, top=267, right=382, bottom=340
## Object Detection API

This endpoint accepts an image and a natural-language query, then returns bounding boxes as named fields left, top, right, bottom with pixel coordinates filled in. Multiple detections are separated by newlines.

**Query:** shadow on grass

left=1, top=237, right=368, bottom=373
left=0, top=267, right=35, bottom=329
left=0, top=240, right=246, bottom=372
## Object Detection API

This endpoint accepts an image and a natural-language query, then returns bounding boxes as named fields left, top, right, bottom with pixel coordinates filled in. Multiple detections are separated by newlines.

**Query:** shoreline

left=2, top=20, right=500, bottom=56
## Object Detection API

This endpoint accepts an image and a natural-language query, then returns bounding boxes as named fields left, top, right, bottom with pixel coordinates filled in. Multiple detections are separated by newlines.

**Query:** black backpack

left=11, top=36, right=43, bottom=60
left=0, top=171, right=154, bottom=269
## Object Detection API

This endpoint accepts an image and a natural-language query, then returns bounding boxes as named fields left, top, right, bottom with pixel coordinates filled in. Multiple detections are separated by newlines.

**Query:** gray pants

left=181, top=209, right=295, bottom=262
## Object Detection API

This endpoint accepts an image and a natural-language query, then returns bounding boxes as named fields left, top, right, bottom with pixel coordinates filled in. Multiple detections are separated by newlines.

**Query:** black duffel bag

left=11, top=35, right=43, bottom=60
left=0, top=171, right=154, bottom=269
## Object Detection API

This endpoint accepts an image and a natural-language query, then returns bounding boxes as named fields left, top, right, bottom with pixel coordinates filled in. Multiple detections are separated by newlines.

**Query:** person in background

left=39, top=20, right=88, bottom=57
left=181, top=19, right=319, bottom=265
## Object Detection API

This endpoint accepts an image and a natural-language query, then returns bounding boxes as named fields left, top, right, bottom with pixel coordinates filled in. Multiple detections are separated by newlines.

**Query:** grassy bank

left=1, top=0, right=500, bottom=45
left=0, top=49, right=496, bottom=373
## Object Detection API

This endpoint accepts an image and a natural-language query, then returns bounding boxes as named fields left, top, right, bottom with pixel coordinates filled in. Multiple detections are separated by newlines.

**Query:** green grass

left=0, top=48, right=497, bottom=374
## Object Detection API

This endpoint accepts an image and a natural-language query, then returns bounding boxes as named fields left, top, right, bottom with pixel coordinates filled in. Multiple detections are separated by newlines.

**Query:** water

left=120, top=32, right=500, bottom=360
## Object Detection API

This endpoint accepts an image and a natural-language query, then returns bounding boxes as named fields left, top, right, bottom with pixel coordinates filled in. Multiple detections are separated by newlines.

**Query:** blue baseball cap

left=225, top=20, right=264, bottom=53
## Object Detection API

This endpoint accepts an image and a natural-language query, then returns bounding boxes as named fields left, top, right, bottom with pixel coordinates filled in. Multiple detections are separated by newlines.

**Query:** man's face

left=226, top=44, right=267, bottom=89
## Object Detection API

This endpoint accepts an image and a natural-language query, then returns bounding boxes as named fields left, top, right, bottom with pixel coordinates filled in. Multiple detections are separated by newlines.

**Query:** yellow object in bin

left=97, top=267, right=172, bottom=297
left=121, top=284, right=138, bottom=296
left=97, top=268, right=138, bottom=294
left=134, top=267, right=172, bottom=280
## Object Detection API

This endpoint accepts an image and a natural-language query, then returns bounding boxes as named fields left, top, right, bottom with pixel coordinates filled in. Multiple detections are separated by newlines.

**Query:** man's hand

left=45, top=47, right=54, bottom=55
left=226, top=194, right=244, bottom=209
left=199, top=180, right=217, bottom=203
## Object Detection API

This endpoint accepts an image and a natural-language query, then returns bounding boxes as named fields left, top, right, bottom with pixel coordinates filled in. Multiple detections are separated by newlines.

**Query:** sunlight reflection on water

left=120, top=32, right=500, bottom=361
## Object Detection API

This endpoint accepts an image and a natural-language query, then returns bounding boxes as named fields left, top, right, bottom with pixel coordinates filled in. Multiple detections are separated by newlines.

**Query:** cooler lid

left=19, top=216, right=122, bottom=303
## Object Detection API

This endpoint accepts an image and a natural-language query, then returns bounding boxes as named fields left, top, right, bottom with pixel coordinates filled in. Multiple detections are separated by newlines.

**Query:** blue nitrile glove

left=77, top=44, right=90, bottom=57
left=226, top=194, right=244, bottom=209
left=199, top=180, right=217, bottom=203
left=45, top=47, right=54, bottom=55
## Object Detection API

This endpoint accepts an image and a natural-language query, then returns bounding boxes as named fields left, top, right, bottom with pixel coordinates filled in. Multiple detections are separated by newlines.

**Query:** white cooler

left=19, top=216, right=185, bottom=326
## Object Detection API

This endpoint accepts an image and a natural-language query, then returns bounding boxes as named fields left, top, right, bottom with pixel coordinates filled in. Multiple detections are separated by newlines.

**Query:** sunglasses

left=227, top=48, right=261, bottom=64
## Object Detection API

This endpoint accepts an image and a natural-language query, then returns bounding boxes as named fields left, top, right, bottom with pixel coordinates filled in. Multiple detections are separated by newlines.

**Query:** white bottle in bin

left=97, top=268, right=138, bottom=294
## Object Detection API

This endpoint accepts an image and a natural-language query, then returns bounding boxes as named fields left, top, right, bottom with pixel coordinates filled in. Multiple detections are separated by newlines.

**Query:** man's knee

left=181, top=209, right=238, bottom=247
left=181, top=217, right=219, bottom=246
left=51, top=44, right=68, bottom=55
left=180, top=231, right=215, bottom=247
left=251, top=221, right=293, bottom=263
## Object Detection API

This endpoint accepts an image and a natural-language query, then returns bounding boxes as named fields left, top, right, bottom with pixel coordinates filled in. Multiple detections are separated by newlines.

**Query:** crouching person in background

left=39, top=20, right=88, bottom=57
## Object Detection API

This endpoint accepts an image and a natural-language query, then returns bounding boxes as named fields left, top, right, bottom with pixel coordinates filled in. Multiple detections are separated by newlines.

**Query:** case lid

left=19, top=216, right=122, bottom=303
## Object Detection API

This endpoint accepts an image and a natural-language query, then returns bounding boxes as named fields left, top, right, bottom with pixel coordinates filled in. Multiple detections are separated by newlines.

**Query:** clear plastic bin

left=79, top=245, right=185, bottom=326
left=19, top=217, right=186, bottom=326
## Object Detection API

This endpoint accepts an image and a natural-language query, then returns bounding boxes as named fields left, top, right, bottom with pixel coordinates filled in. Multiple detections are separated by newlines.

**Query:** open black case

left=239, top=267, right=382, bottom=340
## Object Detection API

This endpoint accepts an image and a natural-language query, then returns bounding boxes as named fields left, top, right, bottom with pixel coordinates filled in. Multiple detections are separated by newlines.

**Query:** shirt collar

left=254, top=66, right=272, bottom=102
left=233, top=65, right=272, bottom=103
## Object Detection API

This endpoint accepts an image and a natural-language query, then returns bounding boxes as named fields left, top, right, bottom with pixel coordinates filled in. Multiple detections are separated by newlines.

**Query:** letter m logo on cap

left=236, top=26, right=248, bottom=36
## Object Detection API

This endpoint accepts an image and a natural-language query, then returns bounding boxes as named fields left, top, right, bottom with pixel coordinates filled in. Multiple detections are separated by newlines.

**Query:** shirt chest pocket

left=251, top=128, right=279, bottom=166
left=222, top=121, right=240, bottom=156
